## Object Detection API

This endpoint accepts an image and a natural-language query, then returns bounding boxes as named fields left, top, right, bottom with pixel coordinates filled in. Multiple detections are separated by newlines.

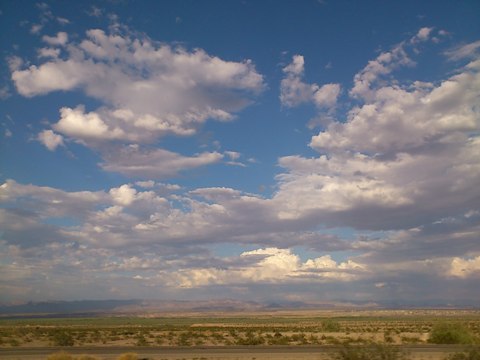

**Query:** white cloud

left=7, top=56, right=23, bottom=72
left=135, top=180, right=155, bottom=188
left=313, top=83, right=341, bottom=109
left=38, top=129, right=64, bottom=151
left=449, top=256, right=480, bottom=278
left=12, top=60, right=93, bottom=97
left=56, top=17, right=70, bottom=25
left=168, top=247, right=365, bottom=288
left=350, top=28, right=448, bottom=101
left=312, top=61, right=480, bottom=154
left=54, top=106, right=127, bottom=142
left=225, top=151, right=241, bottom=161
left=42, top=32, right=68, bottom=46
left=411, top=27, right=434, bottom=43
left=0, top=180, right=108, bottom=220
left=12, top=27, right=264, bottom=177
left=38, top=47, right=61, bottom=58
left=280, top=55, right=340, bottom=110
left=350, top=44, right=414, bottom=100
left=444, top=40, right=480, bottom=61
left=0, top=85, right=10, bottom=99
left=272, top=32, right=480, bottom=230
left=4, top=27, right=480, bottom=303
left=101, top=145, right=224, bottom=179
left=30, top=24, right=43, bottom=34
left=87, top=6, right=103, bottom=18
left=12, top=28, right=264, bottom=143
left=109, top=184, right=137, bottom=206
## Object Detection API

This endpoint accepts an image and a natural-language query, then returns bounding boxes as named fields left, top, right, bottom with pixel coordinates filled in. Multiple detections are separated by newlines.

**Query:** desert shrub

left=117, top=353, right=138, bottom=360
left=384, top=330, right=394, bottom=343
left=446, top=349, right=480, bottom=360
left=267, top=332, right=290, bottom=345
left=330, top=344, right=405, bottom=360
left=135, top=333, right=148, bottom=346
left=46, top=352, right=75, bottom=360
left=400, top=335, right=421, bottom=344
left=323, top=319, right=341, bottom=332
left=8, top=337, right=20, bottom=346
left=429, top=323, right=476, bottom=344
left=52, top=330, right=75, bottom=346
left=235, top=331, right=265, bottom=345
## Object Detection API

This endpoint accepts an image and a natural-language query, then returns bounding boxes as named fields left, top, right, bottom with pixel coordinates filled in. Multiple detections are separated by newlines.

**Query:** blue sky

left=1, top=0, right=480, bottom=305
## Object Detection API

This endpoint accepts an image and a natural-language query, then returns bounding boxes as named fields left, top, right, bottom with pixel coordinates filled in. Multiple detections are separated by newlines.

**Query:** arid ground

left=1, top=309, right=479, bottom=359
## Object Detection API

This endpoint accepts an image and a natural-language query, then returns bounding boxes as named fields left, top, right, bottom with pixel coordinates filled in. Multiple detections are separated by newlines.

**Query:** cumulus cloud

left=54, top=106, right=128, bottom=142
left=12, top=60, right=92, bottom=97
left=167, top=247, right=365, bottom=288
left=349, top=44, right=414, bottom=100
left=12, top=28, right=264, bottom=142
left=312, top=83, right=341, bottom=109
left=311, top=61, right=480, bottom=154
left=449, top=256, right=480, bottom=278
left=350, top=28, right=448, bottom=101
left=42, top=31, right=68, bottom=46
left=110, top=184, right=138, bottom=206
left=274, top=62, right=480, bottom=228
left=38, top=129, right=64, bottom=150
left=38, top=47, right=61, bottom=58
left=280, top=55, right=340, bottom=111
left=12, top=27, right=264, bottom=177
left=4, top=27, right=480, bottom=303
left=411, top=27, right=434, bottom=43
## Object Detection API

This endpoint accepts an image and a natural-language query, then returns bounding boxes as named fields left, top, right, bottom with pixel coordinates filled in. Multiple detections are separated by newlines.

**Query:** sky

left=1, top=0, right=480, bottom=306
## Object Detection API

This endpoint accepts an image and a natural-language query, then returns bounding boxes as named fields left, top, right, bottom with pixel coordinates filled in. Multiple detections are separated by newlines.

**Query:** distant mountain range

left=0, top=299, right=380, bottom=317
left=0, top=299, right=475, bottom=317
left=0, top=299, right=140, bottom=316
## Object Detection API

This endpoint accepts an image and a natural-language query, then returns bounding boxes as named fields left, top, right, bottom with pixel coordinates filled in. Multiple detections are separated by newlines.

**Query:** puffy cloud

left=12, top=60, right=94, bottom=97
left=38, top=47, right=61, bottom=59
left=109, top=184, right=137, bottom=206
left=37, top=129, right=64, bottom=151
left=7, top=56, right=24, bottom=72
left=350, top=28, right=448, bottom=101
left=54, top=106, right=127, bottom=142
left=411, top=27, right=434, bottom=43
left=313, top=83, right=341, bottom=109
left=168, top=247, right=365, bottom=288
left=312, top=62, right=480, bottom=154
left=30, top=24, right=43, bottom=34
left=12, top=28, right=265, bottom=142
left=349, top=44, right=413, bottom=100
left=280, top=55, right=340, bottom=111
left=12, top=27, right=264, bottom=178
left=4, top=27, right=480, bottom=303
left=273, top=33, right=480, bottom=231
left=42, top=31, right=68, bottom=46
left=274, top=154, right=414, bottom=225
left=449, top=256, right=480, bottom=278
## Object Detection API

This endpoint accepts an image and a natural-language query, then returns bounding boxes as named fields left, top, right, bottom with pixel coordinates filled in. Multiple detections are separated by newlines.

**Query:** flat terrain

left=1, top=309, right=479, bottom=359
left=1, top=345, right=480, bottom=360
